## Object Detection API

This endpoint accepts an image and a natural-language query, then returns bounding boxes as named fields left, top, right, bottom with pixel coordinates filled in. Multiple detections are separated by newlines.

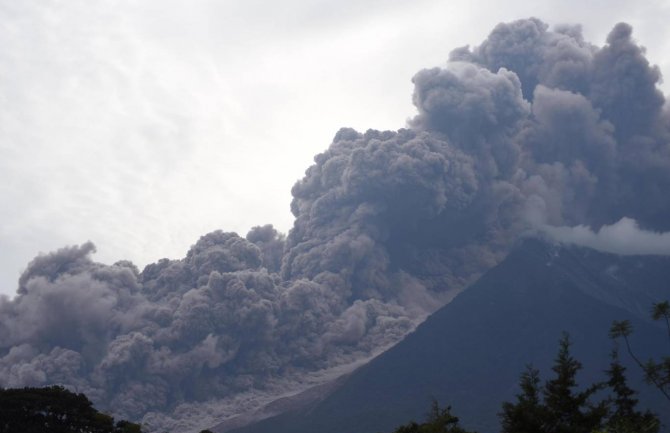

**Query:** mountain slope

left=228, top=239, right=670, bottom=433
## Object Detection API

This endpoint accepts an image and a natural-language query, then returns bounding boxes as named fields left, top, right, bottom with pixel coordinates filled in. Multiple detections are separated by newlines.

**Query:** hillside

left=228, top=239, right=670, bottom=433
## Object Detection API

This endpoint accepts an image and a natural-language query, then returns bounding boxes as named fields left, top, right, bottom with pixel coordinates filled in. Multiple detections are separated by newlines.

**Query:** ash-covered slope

left=230, top=239, right=670, bottom=433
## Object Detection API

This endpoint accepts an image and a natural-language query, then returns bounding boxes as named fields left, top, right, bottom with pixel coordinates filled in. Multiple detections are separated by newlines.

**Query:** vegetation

left=0, top=385, right=142, bottom=433
left=599, top=349, right=660, bottom=433
left=0, top=385, right=227, bottom=433
left=389, top=400, right=475, bottom=433
left=610, top=300, right=670, bottom=402
left=499, top=365, right=543, bottom=433
left=390, top=321, right=665, bottom=433
left=500, top=333, right=659, bottom=433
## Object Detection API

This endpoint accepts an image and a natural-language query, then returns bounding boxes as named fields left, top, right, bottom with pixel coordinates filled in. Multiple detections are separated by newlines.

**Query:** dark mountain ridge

left=228, top=238, right=670, bottom=433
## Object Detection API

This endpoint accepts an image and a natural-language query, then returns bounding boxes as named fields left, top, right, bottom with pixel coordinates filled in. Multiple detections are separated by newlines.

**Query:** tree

left=541, top=333, right=607, bottom=433
left=500, top=365, right=545, bottom=433
left=0, top=385, right=143, bottom=433
left=501, top=333, right=608, bottom=433
left=651, top=300, right=670, bottom=343
left=600, top=349, right=660, bottom=433
left=609, top=299, right=670, bottom=402
left=390, top=400, right=476, bottom=433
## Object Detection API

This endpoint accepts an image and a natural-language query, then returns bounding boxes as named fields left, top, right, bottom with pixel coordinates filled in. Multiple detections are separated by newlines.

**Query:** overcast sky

left=1, top=0, right=669, bottom=298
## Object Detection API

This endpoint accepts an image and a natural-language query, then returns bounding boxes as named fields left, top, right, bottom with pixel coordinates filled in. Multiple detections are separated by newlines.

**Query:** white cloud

left=541, top=217, right=670, bottom=255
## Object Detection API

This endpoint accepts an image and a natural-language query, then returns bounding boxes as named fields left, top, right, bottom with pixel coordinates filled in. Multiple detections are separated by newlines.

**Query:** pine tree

left=391, top=401, right=476, bottom=433
left=601, top=349, right=660, bottom=433
left=610, top=299, right=670, bottom=402
left=500, top=365, right=545, bottom=433
left=542, top=333, right=607, bottom=433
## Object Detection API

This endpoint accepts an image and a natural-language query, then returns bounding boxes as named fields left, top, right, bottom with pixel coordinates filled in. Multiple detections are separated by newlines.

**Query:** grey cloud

left=451, top=18, right=596, bottom=99
left=185, top=231, right=263, bottom=277
left=590, top=22, right=665, bottom=140
left=410, top=63, right=528, bottom=179
left=284, top=127, right=488, bottom=299
left=246, top=225, right=285, bottom=274
left=1, top=250, right=145, bottom=353
left=525, top=85, right=617, bottom=169
left=0, top=344, right=85, bottom=390
left=459, top=17, right=550, bottom=98
left=517, top=85, right=619, bottom=226
left=1, top=230, right=426, bottom=424
left=2, top=17, right=670, bottom=433
left=411, top=63, right=529, bottom=140
left=17, top=241, right=97, bottom=294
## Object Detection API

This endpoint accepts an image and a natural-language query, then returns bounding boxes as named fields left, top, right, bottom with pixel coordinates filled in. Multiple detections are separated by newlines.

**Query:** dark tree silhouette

left=500, top=333, right=607, bottom=433
left=0, top=385, right=142, bottom=433
left=394, top=330, right=662, bottom=433
left=601, top=349, right=660, bottom=433
left=390, top=400, right=476, bottom=433
left=610, top=299, right=670, bottom=402
left=542, top=333, right=607, bottom=433
left=500, top=365, right=545, bottom=433
left=498, top=333, right=663, bottom=433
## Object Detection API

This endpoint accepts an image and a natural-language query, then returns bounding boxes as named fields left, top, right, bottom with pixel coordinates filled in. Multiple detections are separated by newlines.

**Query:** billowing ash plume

left=2, top=18, right=670, bottom=432
left=449, top=19, right=670, bottom=231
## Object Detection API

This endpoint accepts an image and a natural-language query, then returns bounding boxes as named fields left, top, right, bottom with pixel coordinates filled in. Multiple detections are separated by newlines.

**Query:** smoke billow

left=2, top=18, right=670, bottom=432
left=541, top=217, right=670, bottom=255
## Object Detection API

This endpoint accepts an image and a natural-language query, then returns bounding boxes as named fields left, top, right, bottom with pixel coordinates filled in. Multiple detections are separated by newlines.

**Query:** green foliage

left=0, top=385, right=143, bottom=433
left=499, top=365, right=544, bottom=433
left=609, top=300, right=670, bottom=402
left=389, top=401, right=476, bottom=433
left=501, top=331, right=662, bottom=433
left=543, top=333, right=607, bottom=433
left=599, top=350, right=660, bottom=433
left=651, top=300, right=669, bottom=322
left=609, top=321, right=632, bottom=339
left=501, top=333, right=607, bottom=433
left=390, top=310, right=667, bottom=433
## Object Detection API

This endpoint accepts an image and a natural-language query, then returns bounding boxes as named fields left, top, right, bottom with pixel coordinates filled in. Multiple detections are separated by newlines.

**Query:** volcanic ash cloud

left=2, top=18, right=670, bottom=431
